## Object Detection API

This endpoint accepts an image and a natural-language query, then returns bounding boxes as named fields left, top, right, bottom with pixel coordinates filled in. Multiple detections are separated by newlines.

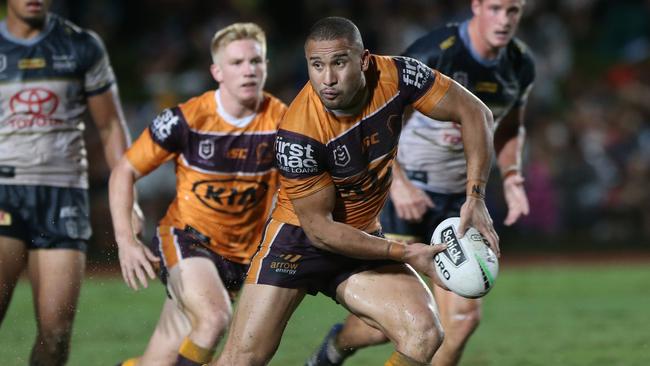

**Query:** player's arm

left=291, top=184, right=447, bottom=283
left=494, top=105, right=529, bottom=226
left=420, top=79, right=500, bottom=255
left=389, top=160, right=434, bottom=223
left=88, top=86, right=145, bottom=234
left=108, top=153, right=160, bottom=291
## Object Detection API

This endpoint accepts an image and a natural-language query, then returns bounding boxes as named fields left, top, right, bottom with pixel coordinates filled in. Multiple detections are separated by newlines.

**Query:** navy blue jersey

left=398, top=21, right=535, bottom=194
left=0, top=14, right=115, bottom=188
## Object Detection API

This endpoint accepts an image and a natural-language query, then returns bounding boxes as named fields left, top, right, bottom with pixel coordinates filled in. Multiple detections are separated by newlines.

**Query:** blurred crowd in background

left=11, top=0, right=648, bottom=260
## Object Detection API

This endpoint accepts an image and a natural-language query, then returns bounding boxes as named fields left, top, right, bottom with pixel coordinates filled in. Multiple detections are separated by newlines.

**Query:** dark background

left=5, top=0, right=648, bottom=265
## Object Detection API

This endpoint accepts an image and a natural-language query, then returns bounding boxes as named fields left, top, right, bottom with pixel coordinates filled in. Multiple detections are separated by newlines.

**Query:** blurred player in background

left=307, top=1, right=535, bottom=365
left=110, top=22, right=286, bottom=366
left=0, top=0, right=139, bottom=365
left=213, top=16, right=498, bottom=366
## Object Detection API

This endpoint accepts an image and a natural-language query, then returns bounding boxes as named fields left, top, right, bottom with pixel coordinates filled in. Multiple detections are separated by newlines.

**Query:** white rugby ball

left=431, top=217, right=498, bottom=299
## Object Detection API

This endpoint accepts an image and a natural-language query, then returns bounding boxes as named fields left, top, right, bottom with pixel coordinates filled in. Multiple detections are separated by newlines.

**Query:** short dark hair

left=306, top=17, right=364, bottom=50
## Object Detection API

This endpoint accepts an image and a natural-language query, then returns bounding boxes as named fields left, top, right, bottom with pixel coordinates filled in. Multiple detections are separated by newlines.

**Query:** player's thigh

left=27, top=248, right=85, bottom=327
left=222, top=283, right=305, bottom=358
left=0, top=235, right=27, bottom=317
left=433, top=285, right=481, bottom=324
left=336, top=263, right=440, bottom=343
left=166, top=257, right=230, bottom=323
left=139, top=298, right=191, bottom=366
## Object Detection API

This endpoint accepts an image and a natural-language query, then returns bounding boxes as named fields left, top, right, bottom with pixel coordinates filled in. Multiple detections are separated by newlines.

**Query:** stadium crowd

left=40, top=0, right=649, bottom=256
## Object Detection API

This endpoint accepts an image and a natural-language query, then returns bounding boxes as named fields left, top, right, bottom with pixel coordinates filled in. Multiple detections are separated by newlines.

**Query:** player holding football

left=212, top=16, right=498, bottom=366
left=0, top=1, right=139, bottom=365
left=307, top=1, right=535, bottom=365
left=110, top=23, right=286, bottom=366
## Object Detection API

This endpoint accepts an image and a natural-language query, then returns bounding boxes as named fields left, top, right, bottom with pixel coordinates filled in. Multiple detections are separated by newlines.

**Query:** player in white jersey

left=0, top=1, right=139, bottom=364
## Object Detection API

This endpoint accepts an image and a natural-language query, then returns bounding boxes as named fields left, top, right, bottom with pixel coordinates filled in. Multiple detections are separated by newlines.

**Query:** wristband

left=386, top=241, right=406, bottom=261
left=466, top=179, right=486, bottom=200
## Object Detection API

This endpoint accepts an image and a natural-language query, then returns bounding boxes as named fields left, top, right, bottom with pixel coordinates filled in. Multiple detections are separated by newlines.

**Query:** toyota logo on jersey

left=10, top=88, right=59, bottom=116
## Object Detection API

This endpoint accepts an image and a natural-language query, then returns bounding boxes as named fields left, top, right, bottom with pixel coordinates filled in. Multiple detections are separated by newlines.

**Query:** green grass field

left=1, top=262, right=649, bottom=365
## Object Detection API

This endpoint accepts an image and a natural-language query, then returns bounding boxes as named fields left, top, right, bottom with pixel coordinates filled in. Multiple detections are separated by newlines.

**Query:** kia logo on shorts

left=9, top=88, right=59, bottom=117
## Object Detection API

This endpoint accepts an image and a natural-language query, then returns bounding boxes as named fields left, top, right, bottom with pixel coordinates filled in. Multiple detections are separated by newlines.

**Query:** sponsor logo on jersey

left=0, top=210, right=11, bottom=226
left=198, top=139, right=215, bottom=160
left=0, top=54, right=6, bottom=73
left=226, top=148, right=248, bottom=160
left=440, top=226, right=468, bottom=267
left=400, top=57, right=431, bottom=89
left=18, top=58, right=46, bottom=69
left=275, top=135, right=319, bottom=174
left=52, top=54, right=76, bottom=71
left=151, top=109, right=179, bottom=141
left=7, top=88, right=63, bottom=129
left=60, top=206, right=80, bottom=218
left=440, top=35, right=456, bottom=50
left=333, top=144, right=351, bottom=167
left=193, top=179, right=268, bottom=215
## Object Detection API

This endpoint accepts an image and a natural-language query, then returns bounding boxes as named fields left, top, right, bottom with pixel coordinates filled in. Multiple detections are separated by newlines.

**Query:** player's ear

left=360, top=49, right=370, bottom=71
left=210, top=63, right=223, bottom=83
left=471, top=0, right=482, bottom=16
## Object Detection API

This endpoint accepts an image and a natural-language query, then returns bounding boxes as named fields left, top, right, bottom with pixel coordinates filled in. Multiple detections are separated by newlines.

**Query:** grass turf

left=1, top=263, right=649, bottom=365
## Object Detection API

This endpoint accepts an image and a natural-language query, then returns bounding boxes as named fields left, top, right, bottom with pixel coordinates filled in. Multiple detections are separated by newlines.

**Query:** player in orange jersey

left=213, top=17, right=498, bottom=366
left=109, top=23, right=286, bottom=366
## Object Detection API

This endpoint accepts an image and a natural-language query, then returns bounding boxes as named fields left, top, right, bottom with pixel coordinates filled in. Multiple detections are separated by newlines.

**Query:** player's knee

left=397, top=313, right=444, bottom=358
left=447, top=307, right=481, bottom=343
left=194, top=306, right=232, bottom=340
left=38, top=324, right=73, bottom=352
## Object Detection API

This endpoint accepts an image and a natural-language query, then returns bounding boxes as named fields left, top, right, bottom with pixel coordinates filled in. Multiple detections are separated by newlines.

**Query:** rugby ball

left=431, top=217, right=498, bottom=299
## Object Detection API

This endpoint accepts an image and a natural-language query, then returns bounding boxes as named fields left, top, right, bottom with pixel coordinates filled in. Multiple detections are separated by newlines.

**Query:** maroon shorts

left=150, top=224, right=248, bottom=297
left=246, top=219, right=397, bottom=299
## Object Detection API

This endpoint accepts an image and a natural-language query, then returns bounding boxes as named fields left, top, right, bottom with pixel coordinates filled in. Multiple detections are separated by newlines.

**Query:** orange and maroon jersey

left=127, top=90, right=286, bottom=264
left=272, top=55, right=451, bottom=232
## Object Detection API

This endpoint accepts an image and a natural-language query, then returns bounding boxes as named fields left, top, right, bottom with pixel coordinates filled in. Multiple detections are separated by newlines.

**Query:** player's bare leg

left=162, top=257, right=232, bottom=365
left=0, top=236, right=27, bottom=323
left=431, top=286, right=481, bottom=366
left=136, top=298, right=191, bottom=366
left=337, top=263, right=443, bottom=364
left=28, top=248, right=85, bottom=366
left=213, top=284, right=306, bottom=366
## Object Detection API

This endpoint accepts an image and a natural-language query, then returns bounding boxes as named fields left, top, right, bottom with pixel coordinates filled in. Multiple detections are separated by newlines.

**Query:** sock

left=119, top=358, right=139, bottom=366
left=175, top=337, right=215, bottom=366
left=326, top=336, right=354, bottom=364
left=384, top=351, right=428, bottom=366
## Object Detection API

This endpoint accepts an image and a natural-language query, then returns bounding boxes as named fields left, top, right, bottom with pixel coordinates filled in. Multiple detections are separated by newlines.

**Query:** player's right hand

left=390, top=178, right=434, bottom=222
left=117, top=237, right=160, bottom=291
left=402, top=242, right=448, bottom=289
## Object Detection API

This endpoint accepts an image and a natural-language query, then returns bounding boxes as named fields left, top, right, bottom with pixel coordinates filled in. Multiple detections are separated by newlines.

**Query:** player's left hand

left=458, top=197, right=500, bottom=257
left=503, top=174, right=529, bottom=226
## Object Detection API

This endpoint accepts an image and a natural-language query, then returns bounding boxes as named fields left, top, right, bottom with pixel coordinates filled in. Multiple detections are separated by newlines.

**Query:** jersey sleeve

left=275, top=129, right=332, bottom=200
left=393, top=56, right=452, bottom=114
left=126, top=107, right=188, bottom=174
left=79, top=31, right=116, bottom=96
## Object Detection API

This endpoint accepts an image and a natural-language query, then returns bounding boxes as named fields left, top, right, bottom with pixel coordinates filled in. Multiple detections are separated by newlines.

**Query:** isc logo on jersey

left=275, top=135, right=319, bottom=174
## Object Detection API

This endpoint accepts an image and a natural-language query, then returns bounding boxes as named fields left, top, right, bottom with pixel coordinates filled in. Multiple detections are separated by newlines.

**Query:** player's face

left=212, top=39, right=267, bottom=104
left=305, top=38, right=370, bottom=111
left=472, top=0, right=524, bottom=49
left=7, top=0, right=51, bottom=25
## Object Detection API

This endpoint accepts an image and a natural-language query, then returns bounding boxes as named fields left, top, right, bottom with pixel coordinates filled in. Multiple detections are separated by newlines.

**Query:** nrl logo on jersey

left=151, top=109, right=179, bottom=141
left=198, top=139, right=215, bottom=160
left=333, top=144, right=351, bottom=167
